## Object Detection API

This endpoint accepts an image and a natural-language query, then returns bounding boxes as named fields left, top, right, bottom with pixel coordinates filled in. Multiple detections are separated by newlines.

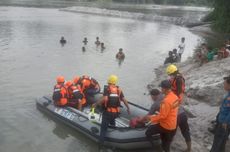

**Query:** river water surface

left=0, top=4, right=203, bottom=152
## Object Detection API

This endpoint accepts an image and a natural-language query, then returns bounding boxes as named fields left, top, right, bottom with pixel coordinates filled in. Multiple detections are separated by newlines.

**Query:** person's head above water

left=149, top=89, right=161, bottom=101
left=173, top=49, right=177, bottom=53
left=168, top=51, right=173, bottom=56
left=181, top=37, right=185, bottom=42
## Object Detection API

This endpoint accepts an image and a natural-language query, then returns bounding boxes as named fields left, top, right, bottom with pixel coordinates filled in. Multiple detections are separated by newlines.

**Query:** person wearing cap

left=210, top=75, right=230, bottom=152
left=52, top=76, right=68, bottom=106
left=93, top=75, right=130, bottom=147
left=144, top=80, right=179, bottom=152
left=166, top=64, right=185, bottom=104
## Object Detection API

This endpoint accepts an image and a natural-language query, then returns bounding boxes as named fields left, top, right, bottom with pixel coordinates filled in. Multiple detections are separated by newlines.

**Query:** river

left=0, top=2, right=205, bottom=152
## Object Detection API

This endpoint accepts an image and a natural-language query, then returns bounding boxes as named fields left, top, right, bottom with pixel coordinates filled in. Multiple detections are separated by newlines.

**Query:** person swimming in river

left=82, top=46, right=86, bottom=52
left=100, top=43, right=105, bottom=52
left=60, top=36, right=66, bottom=45
left=83, top=37, right=88, bottom=45
left=116, top=48, right=125, bottom=60
left=95, top=37, right=100, bottom=46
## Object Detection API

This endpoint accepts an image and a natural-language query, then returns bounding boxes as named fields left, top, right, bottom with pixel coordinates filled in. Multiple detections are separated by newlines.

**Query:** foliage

left=111, top=0, right=210, bottom=6
left=208, top=0, right=230, bottom=33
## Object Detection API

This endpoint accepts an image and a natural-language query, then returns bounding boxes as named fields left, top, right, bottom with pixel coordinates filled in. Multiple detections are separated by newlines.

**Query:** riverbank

left=147, top=56, right=230, bottom=151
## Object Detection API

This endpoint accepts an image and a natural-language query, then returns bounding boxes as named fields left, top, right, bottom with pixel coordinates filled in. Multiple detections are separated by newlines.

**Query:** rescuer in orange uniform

left=65, top=81, right=83, bottom=111
left=145, top=80, right=178, bottom=152
left=52, top=76, right=68, bottom=106
left=76, top=75, right=100, bottom=104
left=166, top=64, right=185, bottom=104
left=93, top=75, right=130, bottom=147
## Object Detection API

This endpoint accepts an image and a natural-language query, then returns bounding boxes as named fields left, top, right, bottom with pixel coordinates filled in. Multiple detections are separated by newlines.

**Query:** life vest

left=79, top=76, right=100, bottom=91
left=66, top=85, right=79, bottom=99
left=73, top=84, right=87, bottom=106
left=104, top=85, right=121, bottom=113
left=170, top=74, right=185, bottom=103
left=52, top=84, right=68, bottom=106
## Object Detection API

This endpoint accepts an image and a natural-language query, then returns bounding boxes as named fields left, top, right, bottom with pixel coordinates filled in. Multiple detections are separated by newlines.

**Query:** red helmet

left=73, top=76, right=80, bottom=84
left=65, top=81, right=73, bottom=87
left=56, top=76, right=65, bottom=83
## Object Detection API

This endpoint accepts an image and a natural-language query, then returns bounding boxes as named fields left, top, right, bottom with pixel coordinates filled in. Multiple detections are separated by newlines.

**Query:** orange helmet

left=65, top=81, right=73, bottom=87
left=82, top=79, right=90, bottom=87
left=56, top=76, right=65, bottom=83
left=73, top=76, right=80, bottom=84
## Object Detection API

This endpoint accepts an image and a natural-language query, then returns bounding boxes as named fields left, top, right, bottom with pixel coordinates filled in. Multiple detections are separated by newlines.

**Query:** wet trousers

left=178, top=112, right=191, bottom=142
left=99, top=112, right=118, bottom=144
left=145, top=124, right=176, bottom=152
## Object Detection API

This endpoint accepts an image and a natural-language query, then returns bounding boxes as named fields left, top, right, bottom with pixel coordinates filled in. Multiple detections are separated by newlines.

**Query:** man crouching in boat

left=65, top=81, right=84, bottom=111
left=93, top=75, right=130, bottom=148
left=77, top=75, right=101, bottom=104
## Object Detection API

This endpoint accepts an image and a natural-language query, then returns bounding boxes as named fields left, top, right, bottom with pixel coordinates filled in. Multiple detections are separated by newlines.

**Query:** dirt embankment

left=148, top=57, right=230, bottom=152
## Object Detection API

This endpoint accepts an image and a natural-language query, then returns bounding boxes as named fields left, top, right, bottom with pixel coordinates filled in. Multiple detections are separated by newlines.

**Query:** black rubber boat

left=36, top=95, right=160, bottom=150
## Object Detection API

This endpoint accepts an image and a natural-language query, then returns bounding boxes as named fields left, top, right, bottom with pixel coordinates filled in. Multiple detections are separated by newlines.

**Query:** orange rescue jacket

left=53, top=84, right=68, bottom=106
left=104, top=85, right=122, bottom=113
left=148, top=91, right=179, bottom=130
left=170, top=74, right=185, bottom=103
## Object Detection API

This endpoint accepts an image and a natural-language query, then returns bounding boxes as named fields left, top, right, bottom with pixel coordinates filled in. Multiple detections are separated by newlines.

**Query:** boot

left=185, top=141, right=191, bottom=152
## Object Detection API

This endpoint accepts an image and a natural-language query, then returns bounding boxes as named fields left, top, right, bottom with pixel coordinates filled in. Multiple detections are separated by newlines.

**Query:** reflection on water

left=0, top=6, right=202, bottom=152
left=117, top=59, right=124, bottom=67
left=53, top=124, right=70, bottom=140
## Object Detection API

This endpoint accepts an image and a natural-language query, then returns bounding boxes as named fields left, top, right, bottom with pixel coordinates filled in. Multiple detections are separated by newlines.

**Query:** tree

left=209, top=0, right=230, bottom=33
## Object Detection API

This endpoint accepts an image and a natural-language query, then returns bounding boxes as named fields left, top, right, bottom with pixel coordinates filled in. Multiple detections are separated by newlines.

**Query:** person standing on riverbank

left=164, top=51, right=175, bottom=65
left=166, top=64, right=191, bottom=151
left=210, top=75, right=230, bottom=152
left=139, top=87, right=191, bottom=152
left=166, top=64, right=185, bottom=104
left=178, top=37, right=185, bottom=61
